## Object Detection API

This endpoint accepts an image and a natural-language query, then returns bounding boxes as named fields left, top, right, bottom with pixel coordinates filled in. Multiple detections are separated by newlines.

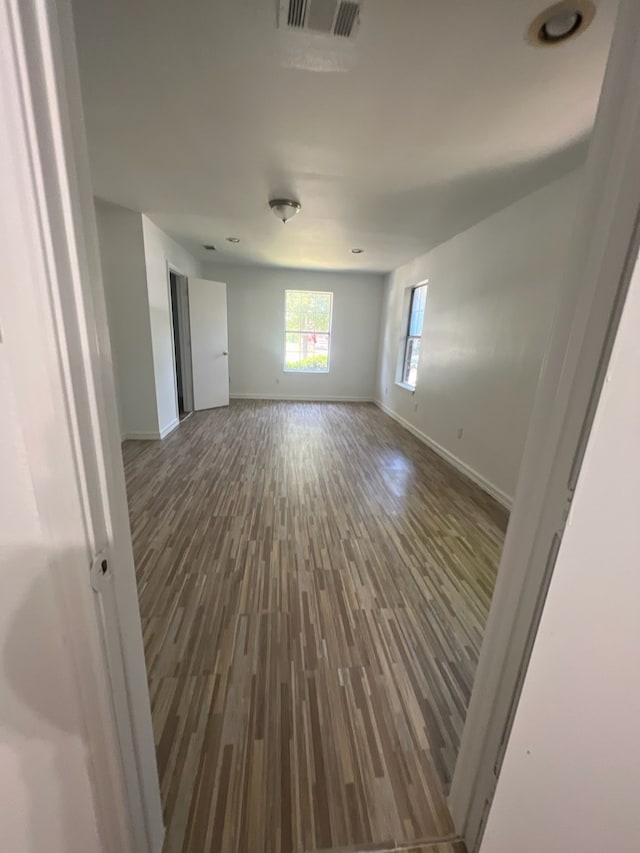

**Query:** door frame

left=167, top=262, right=194, bottom=417
left=450, top=2, right=640, bottom=848
left=6, top=1, right=640, bottom=853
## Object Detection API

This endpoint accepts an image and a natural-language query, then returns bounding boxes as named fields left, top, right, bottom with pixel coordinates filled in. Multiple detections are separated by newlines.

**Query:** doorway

left=169, top=270, right=194, bottom=421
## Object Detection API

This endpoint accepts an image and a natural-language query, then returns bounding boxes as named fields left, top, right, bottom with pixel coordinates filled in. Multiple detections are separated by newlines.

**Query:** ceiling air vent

left=279, top=0, right=362, bottom=39
left=334, top=2, right=359, bottom=37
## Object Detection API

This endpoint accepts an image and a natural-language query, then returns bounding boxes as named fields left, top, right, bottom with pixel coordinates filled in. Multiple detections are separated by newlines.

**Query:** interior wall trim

left=122, top=417, right=179, bottom=442
left=230, top=393, right=374, bottom=403
left=374, top=400, right=514, bottom=510
left=159, top=417, right=180, bottom=439
left=122, top=431, right=162, bottom=441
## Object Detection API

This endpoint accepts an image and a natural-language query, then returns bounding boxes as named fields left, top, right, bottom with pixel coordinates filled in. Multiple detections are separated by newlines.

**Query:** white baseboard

left=122, top=429, right=161, bottom=441
left=159, top=417, right=180, bottom=439
left=122, top=417, right=180, bottom=442
left=230, top=394, right=374, bottom=403
left=374, top=400, right=513, bottom=510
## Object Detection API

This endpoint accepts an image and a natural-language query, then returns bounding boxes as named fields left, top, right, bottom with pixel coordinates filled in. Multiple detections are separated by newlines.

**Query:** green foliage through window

left=285, top=354, right=329, bottom=371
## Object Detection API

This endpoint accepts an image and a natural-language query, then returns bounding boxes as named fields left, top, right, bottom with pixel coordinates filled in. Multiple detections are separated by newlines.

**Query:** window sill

left=395, top=381, right=416, bottom=393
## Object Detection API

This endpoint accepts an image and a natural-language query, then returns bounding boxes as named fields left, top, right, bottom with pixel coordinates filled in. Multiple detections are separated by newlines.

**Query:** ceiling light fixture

left=528, top=2, right=595, bottom=46
left=269, top=198, right=301, bottom=224
left=226, top=237, right=240, bottom=243
left=203, top=244, right=216, bottom=251
left=351, top=248, right=364, bottom=254
left=541, top=9, right=582, bottom=40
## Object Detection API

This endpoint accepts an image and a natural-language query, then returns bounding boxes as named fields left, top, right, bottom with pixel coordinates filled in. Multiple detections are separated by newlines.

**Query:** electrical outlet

left=457, top=427, right=464, bottom=439
left=385, top=386, right=389, bottom=394
left=275, top=378, right=280, bottom=385
left=414, top=403, right=418, bottom=413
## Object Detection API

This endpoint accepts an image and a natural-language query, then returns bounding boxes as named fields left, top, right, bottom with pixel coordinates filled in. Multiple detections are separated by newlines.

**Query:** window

left=284, top=290, right=333, bottom=372
left=402, top=283, right=428, bottom=388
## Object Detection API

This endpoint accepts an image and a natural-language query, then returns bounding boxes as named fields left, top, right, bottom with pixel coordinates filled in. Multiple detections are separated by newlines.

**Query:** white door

left=188, top=278, right=229, bottom=410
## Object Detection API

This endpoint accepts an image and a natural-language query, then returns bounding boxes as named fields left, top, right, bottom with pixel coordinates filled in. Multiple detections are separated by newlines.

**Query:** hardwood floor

left=123, top=401, right=508, bottom=853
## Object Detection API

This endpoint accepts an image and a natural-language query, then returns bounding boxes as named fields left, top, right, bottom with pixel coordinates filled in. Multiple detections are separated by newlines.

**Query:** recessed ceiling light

left=541, top=10, right=581, bottom=40
left=351, top=248, right=364, bottom=254
left=203, top=244, right=216, bottom=251
left=528, top=2, right=595, bottom=46
left=226, top=237, right=240, bottom=243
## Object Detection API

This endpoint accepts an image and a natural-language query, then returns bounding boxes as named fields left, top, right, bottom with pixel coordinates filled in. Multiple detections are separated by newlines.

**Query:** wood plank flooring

left=122, top=401, right=508, bottom=853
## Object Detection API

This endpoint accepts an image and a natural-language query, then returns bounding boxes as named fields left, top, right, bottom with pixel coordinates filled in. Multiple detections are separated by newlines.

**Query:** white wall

left=376, top=170, right=581, bottom=506
left=141, top=217, right=202, bottom=435
left=95, top=200, right=158, bottom=438
left=95, top=203, right=202, bottom=439
left=479, top=246, right=640, bottom=853
left=202, top=263, right=385, bottom=401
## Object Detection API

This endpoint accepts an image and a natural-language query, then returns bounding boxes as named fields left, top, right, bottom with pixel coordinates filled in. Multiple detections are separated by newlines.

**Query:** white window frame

left=400, top=282, right=428, bottom=389
left=284, top=289, right=333, bottom=373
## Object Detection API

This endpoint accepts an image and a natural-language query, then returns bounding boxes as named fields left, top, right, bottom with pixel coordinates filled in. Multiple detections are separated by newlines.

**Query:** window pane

left=314, top=293, right=332, bottom=332
left=285, top=291, right=303, bottom=331
left=285, top=332, right=329, bottom=371
left=305, top=292, right=319, bottom=330
left=408, top=284, right=428, bottom=337
left=403, top=337, right=420, bottom=387
left=285, top=332, right=302, bottom=366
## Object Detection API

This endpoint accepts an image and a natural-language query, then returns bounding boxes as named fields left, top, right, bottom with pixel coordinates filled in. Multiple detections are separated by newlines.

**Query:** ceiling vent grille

left=279, top=0, right=361, bottom=39
left=334, top=1, right=359, bottom=37
left=287, top=0, right=306, bottom=28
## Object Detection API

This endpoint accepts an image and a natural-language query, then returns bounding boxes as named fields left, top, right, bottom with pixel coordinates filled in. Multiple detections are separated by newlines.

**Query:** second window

left=402, top=283, right=428, bottom=388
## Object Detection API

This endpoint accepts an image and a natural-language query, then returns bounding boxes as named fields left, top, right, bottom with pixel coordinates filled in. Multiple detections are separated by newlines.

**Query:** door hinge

left=90, top=550, right=111, bottom=592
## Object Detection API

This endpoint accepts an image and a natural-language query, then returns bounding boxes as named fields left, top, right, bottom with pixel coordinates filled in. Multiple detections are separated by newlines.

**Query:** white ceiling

left=73, top=0, right=618, bottom=272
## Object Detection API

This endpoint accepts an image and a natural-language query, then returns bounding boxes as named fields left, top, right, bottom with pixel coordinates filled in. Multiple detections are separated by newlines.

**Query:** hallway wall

left=376, top=169, right=582, bottom=506
left=95, top=201, right=202, bottom=439
left=141, top=216, right=201, bottom=436
left=95, top=200, right=159, bottom=437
